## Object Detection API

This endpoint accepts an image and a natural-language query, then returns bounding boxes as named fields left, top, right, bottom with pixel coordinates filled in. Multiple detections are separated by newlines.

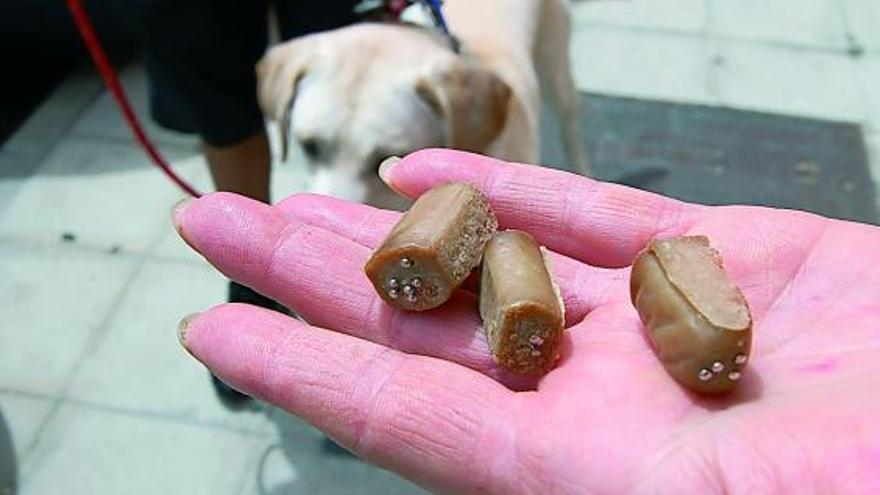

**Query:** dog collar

left=354, top=0, right=460, bottom=53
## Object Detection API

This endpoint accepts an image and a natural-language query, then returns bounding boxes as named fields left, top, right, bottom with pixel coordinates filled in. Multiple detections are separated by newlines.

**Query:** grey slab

left=0, top=137, right=203, bottom=253
left=571, top=0, right=707, bottom=34
left=66, top=259, right=272, bottom=434
left=237, top=409, right=425, bottom=495
left=540, top=93, right=877, bottom=224
left=151, top=221, right=211, bottom=264
left=714, top=41, right=865, bottom=123
left=571, top=26, right=712, bottom=105
left=709, top=0, right=849, bottom=49
left=0, top=239, right=138, bottom=396
left=19, top=403, right=260, bottom=495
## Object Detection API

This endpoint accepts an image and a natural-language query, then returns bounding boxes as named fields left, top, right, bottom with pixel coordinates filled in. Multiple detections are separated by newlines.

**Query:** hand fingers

left=180, top=304, right=519, bottom=494
left=277, top=193, right=625, bottom=323
left=382, top=149, right=700, bottom=268
left=174, top=192, right=536, bottom=389
left=276, top=193, right=397, bottom=248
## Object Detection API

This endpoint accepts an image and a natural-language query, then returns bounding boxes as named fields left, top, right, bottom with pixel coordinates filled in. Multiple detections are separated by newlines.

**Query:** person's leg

left=204, top=131, right=271, bottom=203
left=130, top=0, right=280, bottom=406
left=204, top=131, right=284, bottom=408
left=133, top=0, right=272, bottom=204
left=201, top=130, right=279, bottom=408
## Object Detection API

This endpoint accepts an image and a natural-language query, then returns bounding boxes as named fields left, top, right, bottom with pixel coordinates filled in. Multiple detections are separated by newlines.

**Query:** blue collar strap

left=354, top=0, right=460, bottom=53
left=419, top=0, right=460, bottom=53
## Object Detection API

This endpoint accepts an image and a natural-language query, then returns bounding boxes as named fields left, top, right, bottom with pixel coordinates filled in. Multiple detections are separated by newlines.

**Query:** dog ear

left=256, top=39, right=315, bottom=161
left=415, top=59, right=512, bottom=153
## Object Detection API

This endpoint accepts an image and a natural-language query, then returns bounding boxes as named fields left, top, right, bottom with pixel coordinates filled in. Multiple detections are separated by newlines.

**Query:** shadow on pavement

left=252, top=408, right=424, bottom=495
left=0, top=407, right=17, bottom=495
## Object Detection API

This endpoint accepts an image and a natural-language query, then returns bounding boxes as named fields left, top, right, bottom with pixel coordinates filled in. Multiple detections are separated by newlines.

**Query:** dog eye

left=300, top=138, right=323, bottom=160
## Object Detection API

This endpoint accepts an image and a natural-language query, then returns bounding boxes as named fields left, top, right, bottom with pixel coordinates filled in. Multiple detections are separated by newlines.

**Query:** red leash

left=65, top=0, right=202, bottom=197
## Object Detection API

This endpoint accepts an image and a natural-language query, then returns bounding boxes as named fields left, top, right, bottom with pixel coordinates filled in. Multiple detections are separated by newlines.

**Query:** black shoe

left=227, top=281, right=288, bottom=314
left=210, top=282, right=288, bottom=408
left=210, top=374, right=253, bottom=410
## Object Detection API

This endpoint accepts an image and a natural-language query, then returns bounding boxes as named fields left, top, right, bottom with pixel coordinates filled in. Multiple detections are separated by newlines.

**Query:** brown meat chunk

left=630, top=236, right=753, bottom=394
left=480, top=230, right=565, bottom=375
left=365, top=182, right=497, bottom=311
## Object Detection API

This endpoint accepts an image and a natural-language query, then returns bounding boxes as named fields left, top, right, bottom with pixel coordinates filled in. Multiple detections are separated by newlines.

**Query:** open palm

left=175, top=150, right=880, bottom=494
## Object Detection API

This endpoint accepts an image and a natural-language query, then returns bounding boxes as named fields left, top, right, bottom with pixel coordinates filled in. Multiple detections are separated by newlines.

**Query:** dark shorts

left=128, top=0, right=357, bottom=146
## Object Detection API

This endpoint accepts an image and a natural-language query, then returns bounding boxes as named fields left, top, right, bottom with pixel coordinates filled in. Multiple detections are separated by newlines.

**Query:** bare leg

left=202, top=128, right=275, bottom=407
left=204, top=129, right=271, bottom=202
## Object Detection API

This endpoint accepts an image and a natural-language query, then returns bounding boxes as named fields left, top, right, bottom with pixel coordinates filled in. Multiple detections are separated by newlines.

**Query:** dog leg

left=535, top=0, right=590, bottom=176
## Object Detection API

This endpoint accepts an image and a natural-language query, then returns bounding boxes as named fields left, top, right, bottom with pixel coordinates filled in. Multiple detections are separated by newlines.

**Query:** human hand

left=174, top=150, right=880, bottom=494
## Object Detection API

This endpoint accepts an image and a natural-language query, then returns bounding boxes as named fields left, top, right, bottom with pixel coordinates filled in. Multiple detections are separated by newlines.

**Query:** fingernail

left=378, top=156, right=401, bottom=187
left=178, top=312, right=201, bottom=353
left=171, top=198, right=193, bottom=233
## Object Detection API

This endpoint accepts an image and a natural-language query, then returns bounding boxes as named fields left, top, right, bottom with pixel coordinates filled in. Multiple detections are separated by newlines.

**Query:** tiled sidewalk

left=0, top=66, right=419, bottom=494
left=1, top=1, right=879, bottom=493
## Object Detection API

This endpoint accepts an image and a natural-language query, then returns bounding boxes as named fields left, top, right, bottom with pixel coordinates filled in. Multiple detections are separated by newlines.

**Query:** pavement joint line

left=0, top=388, right=56, bottom=402
left=19, top=218, right=169, bottom=468
left=0, top=233, right=154, bottom=261
left=231, top=438, right=272, bottom=495
left=59, top=396, right=272, bottom=439
left=704, top=0, right=721, bottom=104
left=0, top=236, right=209, bottom=270
left=0, top=232, right=213, bottom=269
left=65, top=130, right=200, bottom=153
left=578, top=18, right=860, bottom=57
left=1, top=387, right=269, bottom=436
left=10, top=159, right=230, bottom=471
left=574, top=17, right=705, bottom=39
left=20, top=270, right=144, bottom=469
left=837, top=0, right=874, bottom=58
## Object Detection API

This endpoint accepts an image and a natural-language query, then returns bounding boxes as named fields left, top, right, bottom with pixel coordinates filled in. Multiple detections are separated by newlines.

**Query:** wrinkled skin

left=174, top=150, right=880, bottom=494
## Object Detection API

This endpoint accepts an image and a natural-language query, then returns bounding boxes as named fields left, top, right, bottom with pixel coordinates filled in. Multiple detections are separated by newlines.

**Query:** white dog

left=257, top=0, right=588, bottom=206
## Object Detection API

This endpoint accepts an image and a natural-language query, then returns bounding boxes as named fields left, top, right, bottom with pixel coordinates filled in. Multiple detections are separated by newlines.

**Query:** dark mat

left=540, top=93, right=878, bottom=225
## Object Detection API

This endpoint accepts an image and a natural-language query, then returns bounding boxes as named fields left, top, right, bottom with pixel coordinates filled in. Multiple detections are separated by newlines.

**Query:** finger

left=382, top=149, right=700, bottom=267
left=276, top=194, right=482, bottom=292
left=277, top=193, right=625, bottom=323
left=276, top=193, right=397, bottom=247
left=180, top=304, right=520, bottom=494
left=174, top=192, right=536, bottom=389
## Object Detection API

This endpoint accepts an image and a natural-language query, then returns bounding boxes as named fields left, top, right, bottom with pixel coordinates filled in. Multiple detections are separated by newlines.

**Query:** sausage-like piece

left=630, top=236, right=752, bottom=394
left=365, top=182, right=498, bottom=311
left=480, top=230, right=565, bottom=375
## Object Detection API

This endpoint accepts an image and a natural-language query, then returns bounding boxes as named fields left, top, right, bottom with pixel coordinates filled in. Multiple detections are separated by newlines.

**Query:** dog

left=257, top=0, right=588, bottom=207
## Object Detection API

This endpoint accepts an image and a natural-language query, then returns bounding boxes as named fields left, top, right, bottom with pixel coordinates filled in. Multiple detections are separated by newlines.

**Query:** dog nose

left=300, top=138, right=323, bottom=160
